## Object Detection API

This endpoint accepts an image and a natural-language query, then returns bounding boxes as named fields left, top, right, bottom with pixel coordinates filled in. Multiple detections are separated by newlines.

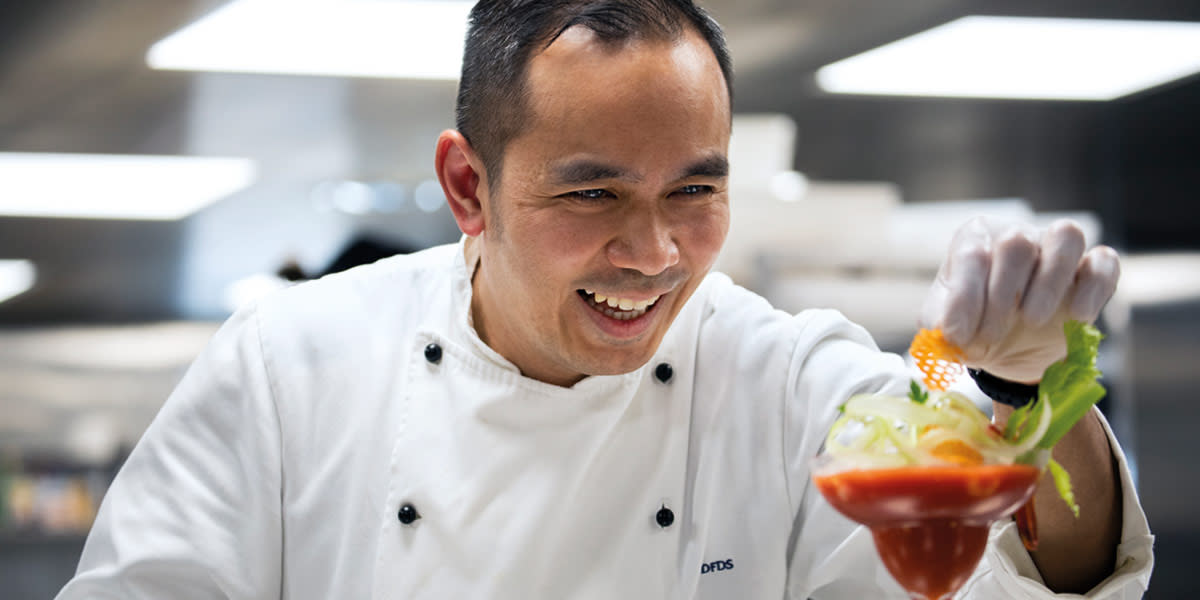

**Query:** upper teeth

left=584, top=289, right=660, bottom=311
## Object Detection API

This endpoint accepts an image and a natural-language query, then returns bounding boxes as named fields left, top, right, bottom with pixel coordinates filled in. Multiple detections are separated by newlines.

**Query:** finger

left=919, top=278, right=950, bottom=330
left=922, top=218, right=990, bottom=347
left=1069, top=245, right=1120, bottom=322
left=1021, top=219, right=1087, bottom=326
left=977, top=225, right=1040, bottom=345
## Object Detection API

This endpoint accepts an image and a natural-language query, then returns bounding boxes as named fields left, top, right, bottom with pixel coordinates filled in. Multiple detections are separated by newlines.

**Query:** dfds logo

left=700, top=559, right=734, bottom=574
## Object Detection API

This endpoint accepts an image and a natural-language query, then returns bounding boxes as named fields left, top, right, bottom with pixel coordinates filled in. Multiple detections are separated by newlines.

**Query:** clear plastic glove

left=919, top=217, right=1120, bottom=384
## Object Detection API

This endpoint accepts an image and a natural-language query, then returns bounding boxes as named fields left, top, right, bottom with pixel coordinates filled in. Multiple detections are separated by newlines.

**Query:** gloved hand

left=919, top=217, right=1120, bottom=384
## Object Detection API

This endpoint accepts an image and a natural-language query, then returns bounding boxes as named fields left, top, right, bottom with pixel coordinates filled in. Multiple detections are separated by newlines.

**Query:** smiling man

left=59, top=1, right=1152, bottom=599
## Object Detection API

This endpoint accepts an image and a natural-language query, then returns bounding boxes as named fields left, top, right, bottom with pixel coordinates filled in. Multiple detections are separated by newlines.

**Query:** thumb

left=920, top=218, right=990, bottom=347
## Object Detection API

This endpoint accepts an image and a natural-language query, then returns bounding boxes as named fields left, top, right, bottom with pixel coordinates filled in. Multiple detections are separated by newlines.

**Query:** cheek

left=506, top=214, right=603, bottom=289
left=680, top=204, right=730, bottom=262
left=535, top=212, right=614, bottom=257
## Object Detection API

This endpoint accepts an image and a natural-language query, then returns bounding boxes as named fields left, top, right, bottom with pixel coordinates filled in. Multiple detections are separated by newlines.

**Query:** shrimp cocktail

left=812, top=321, right=1107, bottom=600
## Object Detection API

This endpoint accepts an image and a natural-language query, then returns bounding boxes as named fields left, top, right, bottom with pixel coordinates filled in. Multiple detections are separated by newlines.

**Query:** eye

left=562, top=189, right=613, bottom=202
left=674, top=184, right=714, bottom=197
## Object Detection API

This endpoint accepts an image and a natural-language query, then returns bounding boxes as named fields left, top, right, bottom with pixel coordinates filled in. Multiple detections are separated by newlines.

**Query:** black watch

left=967, top=368, right=1039, bottom=408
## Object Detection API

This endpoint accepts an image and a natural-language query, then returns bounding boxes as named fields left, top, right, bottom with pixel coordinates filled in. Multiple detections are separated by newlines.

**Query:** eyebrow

left=677, top=154, right=729, bottom=180
left=548, top=159, right=641, bottom=186
left=547, top=153, right=730, bottom=187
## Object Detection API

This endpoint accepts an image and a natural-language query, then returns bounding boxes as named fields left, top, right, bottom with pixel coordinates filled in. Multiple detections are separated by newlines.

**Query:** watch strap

left=967, top=368, right=1039, bottom=408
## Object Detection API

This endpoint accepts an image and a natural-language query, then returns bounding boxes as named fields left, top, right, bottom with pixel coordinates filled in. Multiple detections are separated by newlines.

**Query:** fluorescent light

left=0, top=153, right=256, bottom=220
left=0, top=260, right=36, bottom=304
left=1117, top=253, right=1200, bottom=306
left=817, top=16, right=1200, bottom=101
left=148, top=0, right=474, bottom=80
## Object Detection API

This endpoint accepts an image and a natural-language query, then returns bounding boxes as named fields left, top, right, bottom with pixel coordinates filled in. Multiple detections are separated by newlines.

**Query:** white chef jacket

left=58, top=240, right=1153, bottom=599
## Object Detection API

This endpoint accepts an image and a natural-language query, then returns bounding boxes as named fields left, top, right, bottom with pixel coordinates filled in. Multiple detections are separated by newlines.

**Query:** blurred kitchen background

left=1, top=0, right=1198, bottom=597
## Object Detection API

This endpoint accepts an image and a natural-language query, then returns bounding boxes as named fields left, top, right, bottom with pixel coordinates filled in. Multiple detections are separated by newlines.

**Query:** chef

left=58, top=1, right=1153, bottom=598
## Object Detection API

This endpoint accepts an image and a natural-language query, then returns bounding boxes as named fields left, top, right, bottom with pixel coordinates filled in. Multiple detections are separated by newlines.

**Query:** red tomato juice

left=813, top=464, right=1040, bottom=600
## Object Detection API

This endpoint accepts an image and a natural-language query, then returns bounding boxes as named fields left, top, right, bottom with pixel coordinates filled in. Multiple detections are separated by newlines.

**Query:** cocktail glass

left=812, top=455, right=1044, bottom=600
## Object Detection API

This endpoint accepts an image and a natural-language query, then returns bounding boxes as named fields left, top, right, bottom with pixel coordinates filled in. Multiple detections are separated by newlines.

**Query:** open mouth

left=577, top=289, right=662, bottom=321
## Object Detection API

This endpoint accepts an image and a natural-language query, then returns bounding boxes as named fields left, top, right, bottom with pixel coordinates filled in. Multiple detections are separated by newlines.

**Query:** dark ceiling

left=1, top=0, right=1198, bottom=323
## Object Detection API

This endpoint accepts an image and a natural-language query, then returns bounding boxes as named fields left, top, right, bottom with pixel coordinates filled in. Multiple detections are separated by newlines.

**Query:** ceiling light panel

left=817, top=16, right=1200, bottom=101
left=0, top=260, right=36, bottom=304
left=148, top=0, right=475, bottom=80
left=0, top=153, right=256, bottom=220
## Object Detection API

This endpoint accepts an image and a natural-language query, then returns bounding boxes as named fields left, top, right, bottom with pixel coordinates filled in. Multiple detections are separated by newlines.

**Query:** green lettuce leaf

left=1036, top=321, right=1107, bottom=450
left=1047, top=458, right=1080, bottom=517
left=1000, top=320, right=1106, bottom=516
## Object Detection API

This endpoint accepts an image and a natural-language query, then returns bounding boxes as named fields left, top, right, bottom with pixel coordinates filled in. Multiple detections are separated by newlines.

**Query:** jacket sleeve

left=56, top=305, right=284, bottom=600
left=962, top=409, right=1154, bottom=599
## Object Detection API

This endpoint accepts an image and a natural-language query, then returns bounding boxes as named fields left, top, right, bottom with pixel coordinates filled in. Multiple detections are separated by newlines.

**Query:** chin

left=578, top=350, right=658, bottom=377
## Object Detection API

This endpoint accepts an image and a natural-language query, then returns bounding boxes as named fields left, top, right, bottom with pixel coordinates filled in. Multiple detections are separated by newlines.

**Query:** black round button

left=654, top=362, right=673, bottom=383
left=423, top=343, right=442, bottom=364
left=397, top=502, right=420, bottom=525
left=655, top=505, right=674, bottom=528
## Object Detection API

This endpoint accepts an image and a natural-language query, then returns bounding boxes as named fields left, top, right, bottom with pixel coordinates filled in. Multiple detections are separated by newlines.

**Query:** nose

left=606, top=209, right=680, bottom=276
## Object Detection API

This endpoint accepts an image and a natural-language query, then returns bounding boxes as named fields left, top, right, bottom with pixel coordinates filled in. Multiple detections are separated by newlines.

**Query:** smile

left=578, top=289, right=662, bottom=321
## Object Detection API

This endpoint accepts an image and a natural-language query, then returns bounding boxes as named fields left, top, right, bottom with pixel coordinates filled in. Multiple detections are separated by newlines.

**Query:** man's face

left=471, top=27, right=731, bottom=387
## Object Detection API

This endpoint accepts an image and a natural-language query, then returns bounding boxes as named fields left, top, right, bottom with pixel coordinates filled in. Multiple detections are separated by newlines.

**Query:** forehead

left=509, top=26, right=731, bottom=171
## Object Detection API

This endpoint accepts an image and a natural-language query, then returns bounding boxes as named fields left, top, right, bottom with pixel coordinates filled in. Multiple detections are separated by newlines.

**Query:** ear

left=435, top=130, right=488, bottom=237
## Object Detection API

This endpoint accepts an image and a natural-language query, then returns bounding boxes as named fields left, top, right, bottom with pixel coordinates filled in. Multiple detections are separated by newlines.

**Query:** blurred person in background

left=57, top=1, right=1152, bottom=598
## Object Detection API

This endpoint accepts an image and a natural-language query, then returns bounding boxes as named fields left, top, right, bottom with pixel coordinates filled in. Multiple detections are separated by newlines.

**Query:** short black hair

left=456, top=0, right=733, bottom=187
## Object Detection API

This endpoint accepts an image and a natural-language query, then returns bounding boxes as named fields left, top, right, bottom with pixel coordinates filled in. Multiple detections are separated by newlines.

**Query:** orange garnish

left=910, top=328, right=965, bottom=392
left=928, top=438, right=985, bottom=466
